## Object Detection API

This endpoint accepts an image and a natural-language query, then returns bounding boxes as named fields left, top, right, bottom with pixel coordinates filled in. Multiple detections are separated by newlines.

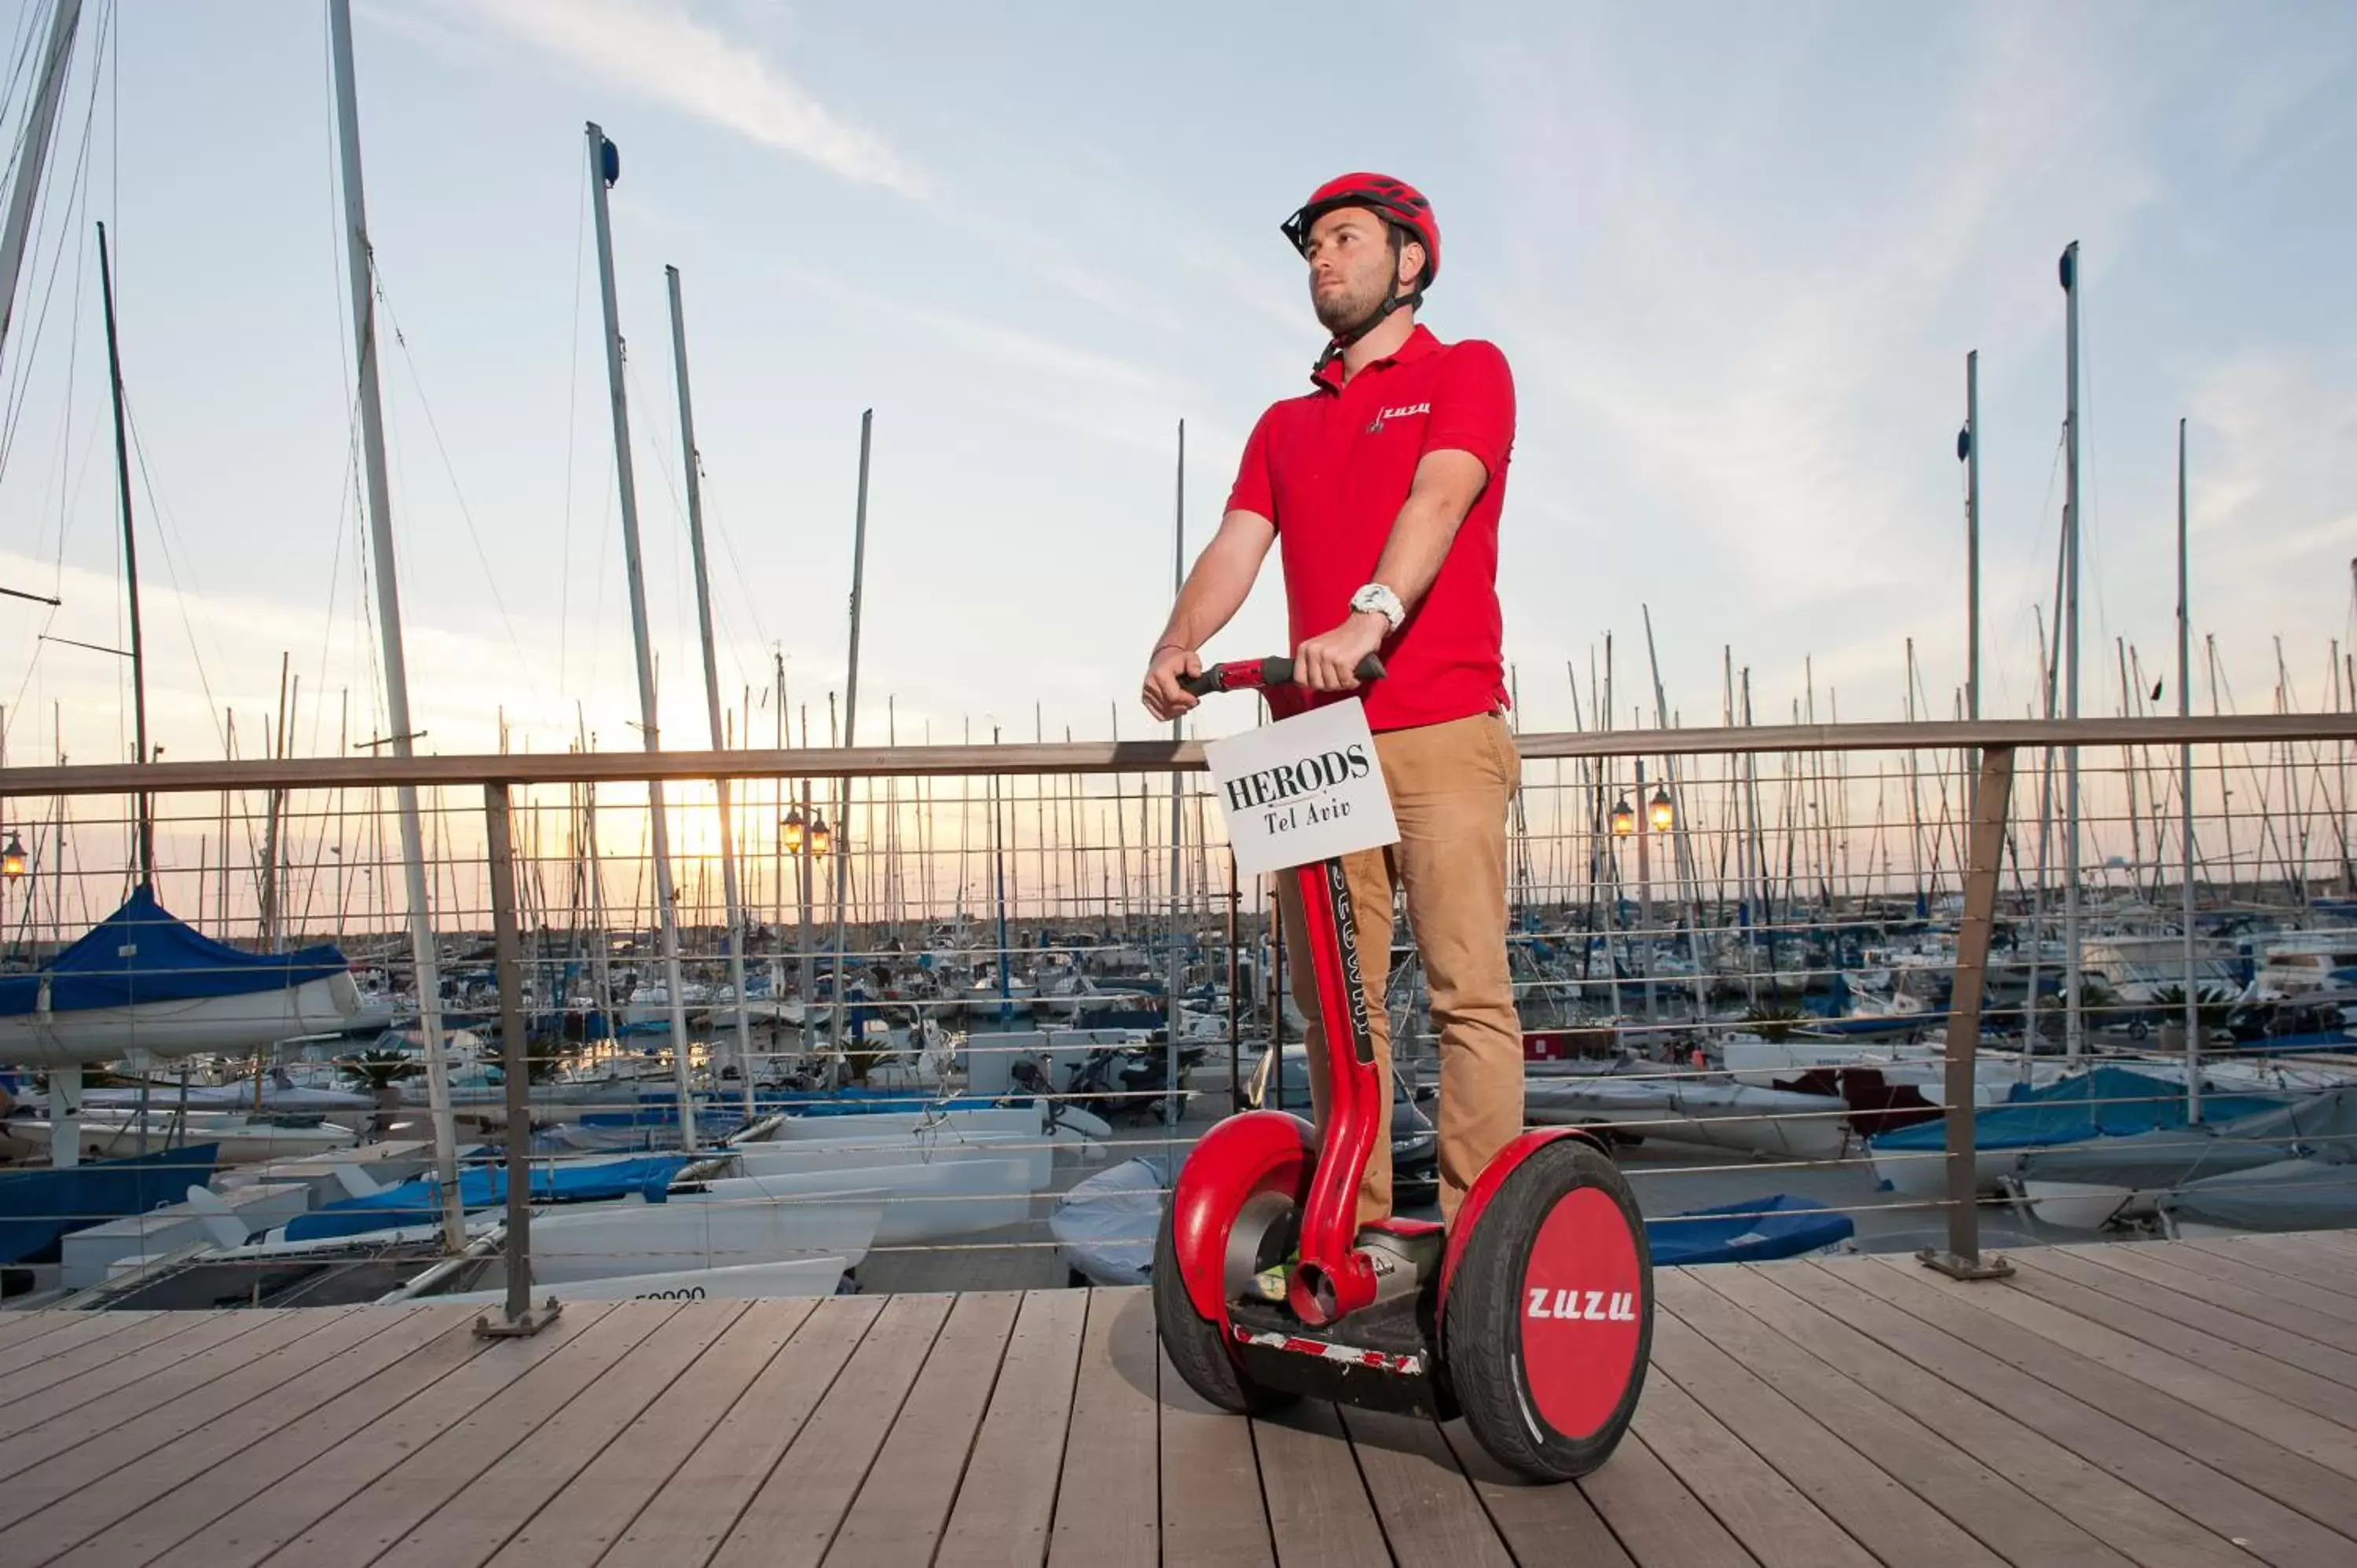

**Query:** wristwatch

left=1350, top=582, right=1405, bottom=632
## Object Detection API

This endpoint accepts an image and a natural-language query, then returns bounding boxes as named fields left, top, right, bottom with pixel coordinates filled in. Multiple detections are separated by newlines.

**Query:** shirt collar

left=1310, top=322, right=1443, bottom=391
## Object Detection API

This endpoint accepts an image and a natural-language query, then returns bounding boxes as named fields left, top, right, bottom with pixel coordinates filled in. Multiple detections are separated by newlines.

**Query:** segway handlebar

left=1179, top=654, right=1385, bottom=698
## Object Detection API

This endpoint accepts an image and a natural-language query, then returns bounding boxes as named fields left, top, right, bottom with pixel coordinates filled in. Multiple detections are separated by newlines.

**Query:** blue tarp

left=281, top=1153, right=690, bottom=1242
left=1868, top=1067, right=2288, bottom=1155
left=0, top=1142, right=221, bottom=1263
left=0, top=885, right=348, bottom=1017
left=1644, top=1195, right=1854, bottom=1266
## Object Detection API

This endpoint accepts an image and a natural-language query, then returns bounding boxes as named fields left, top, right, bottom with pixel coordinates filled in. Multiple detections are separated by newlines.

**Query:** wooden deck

left=2, top=1233, right=2354, bottom=1566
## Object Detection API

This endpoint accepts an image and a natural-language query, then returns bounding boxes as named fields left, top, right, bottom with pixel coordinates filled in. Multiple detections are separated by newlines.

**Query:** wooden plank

left=934, top=1288, right=1087, bottom=1568
left=1648, top=1302, right=2010, bottom=1566
left=141, top=1302, right=622, bottom=1568
left=2029, top=1245, right=2357, bottom=1393
left=827, top=1291, right=1025, bottom=1568
left=1254, top=1403, right=1391, bottom=1568
left=2177, top=1235, right=2357, bottom=1309
left=1658, top=1269, right=2135, bottom=1568
left=1627, top=1368, right=1879, bottom=1568
left=1850, top=1255, right=2357, bottom=1522
left=2066, top=1240, right=2357, bottom=1357
left=1157, top=1343, right=1274, bottom=1567
left=1044, top=1288, right=1158, bottom=1568
left=704, top=1291, right=955, bottom=1568
left=597, top=1294, right=883, bottom=1568
left=0, top=1309, right=240, bottom=1410
left=1780, top=1258, right=2348, bottom=1566
left=1869, top=1254, right=2357, bottom=1474
left=2293, top=1228, right=2357, bottom=1258
left=2146, top=1239, right=2357, bottom=1328
left=482, top=1299, right=816, bottom=1568
left=2003, top=1253, right=2357, bottom=1428
left=45, top=1308, right=492, bottom=1568
left=1700, top=1263, right=2257, bottom=1568
left=368, top=1302, right=745, bottom=1568
left=0, top=1305, right=447, bottom=1548
left=1334, top=1405, right=1513, bottom=1568
left=255, top=1302, right=676, bottom=1568
left=0, top=1308, right=340, bottom=1464
left=0, top=1309, right=164, bottom=1372
left=142, top=1302, right=614, bottom=1568
left=1574, top=1429, right=1759, bottom=1568
left=1440, top=1418, right=1637, bottom=1568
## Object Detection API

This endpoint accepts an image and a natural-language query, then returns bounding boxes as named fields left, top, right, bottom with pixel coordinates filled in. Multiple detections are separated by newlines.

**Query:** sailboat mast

left=2060, top=240, right=2084, bottom=1064
left=0, top=0, right=82, bottom=374
left=328, top=0, right=464, bottom=1245
left=664, top=266, right=754, bottom=1118
left=2177, top=419, right=2198, bottom=1123
left=827, top=411, right=872, bottom=1064
left=94, top=222, right=151, bottom=881
left=585, top=122, right=698, bottom=1148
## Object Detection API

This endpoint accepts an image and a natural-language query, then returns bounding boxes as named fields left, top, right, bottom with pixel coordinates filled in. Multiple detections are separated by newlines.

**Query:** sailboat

left=0, top=885, right=365, bottom=1065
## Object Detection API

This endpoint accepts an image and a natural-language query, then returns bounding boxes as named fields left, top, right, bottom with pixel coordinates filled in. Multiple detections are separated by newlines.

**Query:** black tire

left=1446, top=1138, right=1651, bottom=1481
left=1153, top=1196, right=1297, bottom=1416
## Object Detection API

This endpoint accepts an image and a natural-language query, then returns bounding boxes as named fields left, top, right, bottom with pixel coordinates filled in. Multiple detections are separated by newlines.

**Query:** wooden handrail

left=0, top=713, right=2348, bottom=799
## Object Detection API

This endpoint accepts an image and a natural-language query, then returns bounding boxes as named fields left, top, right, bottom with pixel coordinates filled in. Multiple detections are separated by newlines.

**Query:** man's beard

left=1314, top=273, right=1391, bottom=335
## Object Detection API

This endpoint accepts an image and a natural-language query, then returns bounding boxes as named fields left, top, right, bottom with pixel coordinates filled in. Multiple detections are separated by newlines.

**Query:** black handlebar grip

left=1176, top=653, right=1387, bottom=698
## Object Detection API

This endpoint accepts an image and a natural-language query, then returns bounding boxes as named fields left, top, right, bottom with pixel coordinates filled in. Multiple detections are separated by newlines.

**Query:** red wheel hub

left=1516, top=1186, right=1644, bottom=1440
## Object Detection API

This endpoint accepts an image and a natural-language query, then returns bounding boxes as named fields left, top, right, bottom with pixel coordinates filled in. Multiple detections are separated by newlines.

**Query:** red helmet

left=1281, top=173, right=1439, bottom=289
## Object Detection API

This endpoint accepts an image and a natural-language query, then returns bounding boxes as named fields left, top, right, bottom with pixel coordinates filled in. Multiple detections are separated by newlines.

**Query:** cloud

left=422, top=0, right=924, bottom=196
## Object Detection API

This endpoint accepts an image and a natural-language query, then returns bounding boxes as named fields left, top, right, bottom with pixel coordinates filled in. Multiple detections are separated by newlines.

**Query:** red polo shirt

left=1225, top=324, right=1516, bottom=731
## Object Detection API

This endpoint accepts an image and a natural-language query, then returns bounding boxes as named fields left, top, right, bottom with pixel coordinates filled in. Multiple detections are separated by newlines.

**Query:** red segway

left=1155, top=656, right=1651, bottom=1482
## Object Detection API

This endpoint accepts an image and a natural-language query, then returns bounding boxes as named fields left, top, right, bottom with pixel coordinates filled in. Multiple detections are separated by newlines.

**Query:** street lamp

left=2, top=833, right=25, bottom=882
left=808, top=814, right=832, bottom=859
left=1609, top=797, right=1636, bottom=838
left=780, top=808, right=806, bottom=855
left=1631, top=764, right=1661, bottom=1023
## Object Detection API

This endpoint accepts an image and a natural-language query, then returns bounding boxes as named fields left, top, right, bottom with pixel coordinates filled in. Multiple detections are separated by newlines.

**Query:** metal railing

left=0, top=709, right=2350, bottom=1332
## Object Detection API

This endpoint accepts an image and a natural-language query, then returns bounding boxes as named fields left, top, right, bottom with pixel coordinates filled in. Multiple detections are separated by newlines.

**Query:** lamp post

left=782, top=803, right=830, bottom=1057
left=1610, top=763, right=1676, bottom=1025
left=2, top=830, right=24, bottom=964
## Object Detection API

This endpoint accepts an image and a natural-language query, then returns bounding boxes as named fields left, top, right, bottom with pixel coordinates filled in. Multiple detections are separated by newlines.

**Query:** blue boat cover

left=0, top=885, right=348, bottom=1017
left=1868, top=1067, right=2287, bottom=1154
left=0, top=1142, right=221, bottom=1263
left=281, top=1153, right=690, bottom=1242
left=1644, top=1195, right=1854, bottom=1266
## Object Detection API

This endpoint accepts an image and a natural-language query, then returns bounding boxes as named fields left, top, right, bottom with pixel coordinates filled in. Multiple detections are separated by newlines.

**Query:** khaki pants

left=1277, top=711, right=1524, bottom=1227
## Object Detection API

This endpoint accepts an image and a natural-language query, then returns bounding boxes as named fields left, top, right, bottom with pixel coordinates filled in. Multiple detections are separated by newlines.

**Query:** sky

left=0, top=0, right=2352, bottom=786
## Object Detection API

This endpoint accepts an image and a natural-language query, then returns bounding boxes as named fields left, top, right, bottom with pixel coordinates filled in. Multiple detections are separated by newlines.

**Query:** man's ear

left=1398, top=239, right=1426, bottom=290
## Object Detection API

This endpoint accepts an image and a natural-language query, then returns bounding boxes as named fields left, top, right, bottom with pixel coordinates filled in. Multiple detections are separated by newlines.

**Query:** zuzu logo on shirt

left=1365, top=401, right=1431, bottom=434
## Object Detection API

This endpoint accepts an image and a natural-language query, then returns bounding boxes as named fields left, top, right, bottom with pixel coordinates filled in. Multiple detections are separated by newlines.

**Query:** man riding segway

left=1142, top=176, right=1651, bottom=1481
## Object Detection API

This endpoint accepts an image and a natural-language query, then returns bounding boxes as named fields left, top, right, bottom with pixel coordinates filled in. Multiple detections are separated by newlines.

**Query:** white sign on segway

left=1201, top=697, right=1398, bottom=877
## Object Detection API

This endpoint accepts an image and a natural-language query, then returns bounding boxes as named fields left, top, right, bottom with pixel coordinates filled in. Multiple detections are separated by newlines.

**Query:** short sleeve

left=1224, top=406, right=1278, bottom=527
left=1420, top=340, right=1516, bottom=479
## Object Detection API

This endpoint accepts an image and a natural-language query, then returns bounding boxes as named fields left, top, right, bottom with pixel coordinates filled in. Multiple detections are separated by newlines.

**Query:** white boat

left=1522, top=1075, right=1850, bottom=1161
left=0, top=888, right=367, bottom=1067
left=676, top=1157, right=1035, bottom=1244
left=525, top=1189, right=883, bottom=1284
left=425, top=1253, right=850, bottom=1304
left=2, top=1111, right=358, bottom=1165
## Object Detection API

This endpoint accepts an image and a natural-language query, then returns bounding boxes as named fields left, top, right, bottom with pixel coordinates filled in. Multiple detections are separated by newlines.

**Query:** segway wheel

left=1446, top=1138, right=1651, bottom=1481
left=1153, top=1196, right=1297, bottom=1416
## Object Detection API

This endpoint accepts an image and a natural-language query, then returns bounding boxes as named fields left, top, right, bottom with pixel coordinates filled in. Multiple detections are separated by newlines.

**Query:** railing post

left=1920, top=743, right=2017, bottom=1281
left=477, top=780, right=561, bottom=1337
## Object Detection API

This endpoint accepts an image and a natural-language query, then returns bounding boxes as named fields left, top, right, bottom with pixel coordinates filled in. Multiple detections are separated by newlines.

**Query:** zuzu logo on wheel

left=1515, top=1185, right=1647, bottom=1442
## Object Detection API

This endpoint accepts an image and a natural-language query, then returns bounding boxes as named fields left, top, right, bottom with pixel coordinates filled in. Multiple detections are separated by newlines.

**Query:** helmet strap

left=1314, top=282, right=1425, bottom=375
